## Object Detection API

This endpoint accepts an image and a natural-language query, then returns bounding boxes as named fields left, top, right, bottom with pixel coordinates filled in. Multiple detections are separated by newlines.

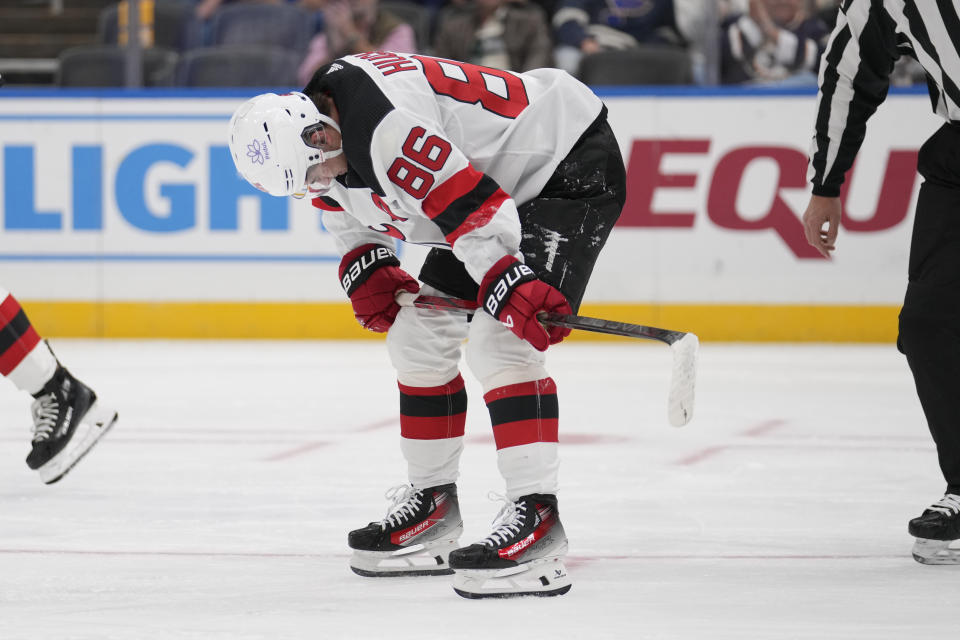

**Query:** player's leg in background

left=0, top=287, right=118, bottom=484
left=346, top=257, right=471, bottom=578
left=897, top=124, right=960, bottom=563
left=1, top=287, right=58, bottom=394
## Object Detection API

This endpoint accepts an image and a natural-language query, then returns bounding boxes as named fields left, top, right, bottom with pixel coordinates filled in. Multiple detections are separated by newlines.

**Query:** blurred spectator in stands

left=813, top=0, right=840, bottom=28
left=297, top=0, right=416, bottom=84
left=552, top=0, right=707, bottom=80
left=433, top=0, right=553, bottom=71
left=526, top=0, right=559, bottom=26
left=810, top=0, right=922, bottom=86
left=720, top=0, right=828, bottom=85
left=194, top=0, right=227, bottom=22
left=297, top=0, right=330, bottom=38
left=194, top=0, right=326, bottom=45
left=194, top=0, right=277, bottom=21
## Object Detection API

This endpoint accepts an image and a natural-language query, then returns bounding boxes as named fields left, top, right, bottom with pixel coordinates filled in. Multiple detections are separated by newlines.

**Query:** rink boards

left=0, top=87, right=944, bottom=341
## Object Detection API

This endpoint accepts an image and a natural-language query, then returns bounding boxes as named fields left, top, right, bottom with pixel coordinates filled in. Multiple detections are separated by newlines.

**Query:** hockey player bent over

left=1, top=288, right=118, bottom=484
left=227, top=52, right=626, bottom=597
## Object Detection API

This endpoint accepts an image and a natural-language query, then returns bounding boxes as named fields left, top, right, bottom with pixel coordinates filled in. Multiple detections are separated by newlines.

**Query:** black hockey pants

left=419, top=109, right=627, bottom=313
left=898, top=123, right=960, bottom=494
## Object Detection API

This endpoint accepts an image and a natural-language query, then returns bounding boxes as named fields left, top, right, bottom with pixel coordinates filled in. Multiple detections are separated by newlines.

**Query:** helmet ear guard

left=228, top=91, right=341, bottom=198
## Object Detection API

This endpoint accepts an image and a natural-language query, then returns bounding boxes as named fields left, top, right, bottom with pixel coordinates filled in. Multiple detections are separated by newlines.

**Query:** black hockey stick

left=396, top=292, right=698, bottom=426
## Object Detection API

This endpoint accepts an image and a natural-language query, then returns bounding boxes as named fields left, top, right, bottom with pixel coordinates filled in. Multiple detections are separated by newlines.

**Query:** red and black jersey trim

left=0, top=294, right=41, bottom=376
left=483, top=378, right=559, bottom=449
left=312, top=195, right=344, bottom=212
left=423, top=167, right=510, bottom=246
left=399, top=374, right=468, bottom=440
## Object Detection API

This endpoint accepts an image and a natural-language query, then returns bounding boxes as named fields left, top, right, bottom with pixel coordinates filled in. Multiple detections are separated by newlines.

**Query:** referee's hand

left=802, top=195, right=842, bottom=258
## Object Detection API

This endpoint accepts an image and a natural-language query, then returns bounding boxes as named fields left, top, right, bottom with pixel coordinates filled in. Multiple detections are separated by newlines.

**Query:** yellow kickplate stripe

left=17, top=301, right=900, bottom=342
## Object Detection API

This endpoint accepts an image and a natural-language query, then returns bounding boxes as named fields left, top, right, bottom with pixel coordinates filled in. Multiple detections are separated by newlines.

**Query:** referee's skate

left=909, top=494, right=960, bottom=565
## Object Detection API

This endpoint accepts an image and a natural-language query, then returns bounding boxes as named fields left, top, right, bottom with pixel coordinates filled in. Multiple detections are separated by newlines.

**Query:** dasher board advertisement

left=0, top=88, right=943, bottom=340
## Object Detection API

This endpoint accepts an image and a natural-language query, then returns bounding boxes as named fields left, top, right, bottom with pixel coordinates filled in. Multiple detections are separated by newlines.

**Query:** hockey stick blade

left=541, top=311, right=698, bottom=426
left=666, top=333, right=698, bottom=427
left=396, top=292, right=698, bottom=426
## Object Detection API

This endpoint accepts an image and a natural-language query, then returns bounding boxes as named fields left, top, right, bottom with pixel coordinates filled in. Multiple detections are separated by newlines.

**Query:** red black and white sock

left=0, top=289, right=57, bottom=395
left=399, top=373, right=467, bottom=488
left=484, top=377, right=559, bottom=499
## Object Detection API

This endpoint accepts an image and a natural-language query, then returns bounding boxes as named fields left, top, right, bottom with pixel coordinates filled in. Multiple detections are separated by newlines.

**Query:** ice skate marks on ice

left=350, top=527, right=463, bottom=577
left=453, top=555, right=571, bottom=599
left=37, top=401, right=118, bottom=484
left=912, top=538, right=960, bottom=565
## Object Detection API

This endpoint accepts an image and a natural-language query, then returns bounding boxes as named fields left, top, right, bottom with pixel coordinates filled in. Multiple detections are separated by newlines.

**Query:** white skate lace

left=380, top=484, right=424, bottom=529
left=481, top=493, right=527, bottom=547
left=30, top=394, right=60, bottom=442
left=928, top=494, right=960, bottom=516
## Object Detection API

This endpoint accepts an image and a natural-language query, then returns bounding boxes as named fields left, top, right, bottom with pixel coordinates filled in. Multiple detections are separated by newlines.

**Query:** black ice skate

left=26, top=364, right=118, bottom=484
left=448, top=493, right=570, bottom=598
left=348, top=483, right=463, bottom=577
left=909, top=493, right=960, bottom=564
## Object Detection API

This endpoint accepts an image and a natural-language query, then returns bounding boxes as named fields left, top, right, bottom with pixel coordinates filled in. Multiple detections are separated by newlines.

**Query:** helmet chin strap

left=317, top=119, right=343, bottom=163
left=319, top=147, right=343, bottom=161
left=301, top=178, right=336, bottom=198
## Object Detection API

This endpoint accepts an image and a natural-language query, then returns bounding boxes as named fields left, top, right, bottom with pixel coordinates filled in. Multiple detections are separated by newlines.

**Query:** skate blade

left=38, top=403, right=118, bottom=485
left=452, top=556, right=571, bottom=599
left=912, top=537, right=960, bottom=565
left=350, top=537, right=460, bottom=577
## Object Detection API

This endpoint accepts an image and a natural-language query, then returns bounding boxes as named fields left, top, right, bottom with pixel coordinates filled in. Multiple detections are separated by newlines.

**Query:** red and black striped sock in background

left=0, top=293, right=42, bottom=377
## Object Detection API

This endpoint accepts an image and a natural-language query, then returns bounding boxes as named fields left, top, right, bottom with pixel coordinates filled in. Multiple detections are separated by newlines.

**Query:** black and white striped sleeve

left=808, top=0, right=899, bottom=197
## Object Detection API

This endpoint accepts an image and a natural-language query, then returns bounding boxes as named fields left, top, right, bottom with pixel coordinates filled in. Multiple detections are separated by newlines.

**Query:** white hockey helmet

left=228, top=91, right=342, bottom=198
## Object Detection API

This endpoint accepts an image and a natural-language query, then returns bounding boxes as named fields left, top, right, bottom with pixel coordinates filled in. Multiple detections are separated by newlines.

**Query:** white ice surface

left=0, top=340, right=955, bottom=639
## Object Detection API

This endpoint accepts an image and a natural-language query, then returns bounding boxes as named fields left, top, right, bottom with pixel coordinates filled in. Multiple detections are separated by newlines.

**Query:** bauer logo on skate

left=500, top=507, right=555, bottom=559
left=396, top=518, right=433, bottom=543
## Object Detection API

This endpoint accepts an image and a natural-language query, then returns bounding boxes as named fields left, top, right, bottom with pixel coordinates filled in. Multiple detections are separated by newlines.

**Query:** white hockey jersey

left=312, top=52, right=604, bottom=283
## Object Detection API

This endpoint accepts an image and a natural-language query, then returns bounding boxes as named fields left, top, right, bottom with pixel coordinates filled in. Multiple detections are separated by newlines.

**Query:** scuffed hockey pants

left=387, top=114, right=626, bottom=500
left=898, top=123, right=960, bottom=495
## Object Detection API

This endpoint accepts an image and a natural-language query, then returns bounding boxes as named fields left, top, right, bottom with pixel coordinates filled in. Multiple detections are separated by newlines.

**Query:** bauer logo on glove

left=340, top=245, right=398, bottom=294
left=478, top=256, right=572, bottom=351
left=338, top=244, right=419, bottom=333
left=483, top=262, right=536, bottom=317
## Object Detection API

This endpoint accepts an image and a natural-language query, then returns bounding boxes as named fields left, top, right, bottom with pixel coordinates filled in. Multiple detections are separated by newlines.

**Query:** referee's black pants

left=898, top=123, right=960, bottom=495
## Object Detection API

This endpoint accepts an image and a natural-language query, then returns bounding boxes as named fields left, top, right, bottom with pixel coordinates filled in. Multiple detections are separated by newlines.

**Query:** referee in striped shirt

left=801, top=0, right=960, bottom=564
